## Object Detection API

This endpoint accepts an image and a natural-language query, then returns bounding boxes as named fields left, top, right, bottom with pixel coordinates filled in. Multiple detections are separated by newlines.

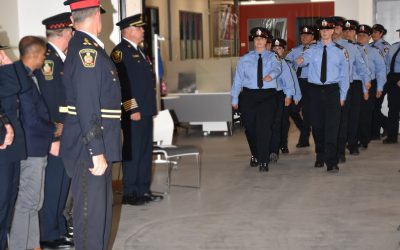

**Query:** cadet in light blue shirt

left=383, top=29, right=400, bottom=144
left=370, top=23, right=390, bottom=140
left=296, top=17, right=349, bottom=173
left=269, top=38, right=296, bottom=162
left=371, top=24, right=391, bottom=57
left=356, top=24, right=387, bottom=150
left=285, top=25, right=315, bottom=148
left=231, top=27, right=282, bottom=172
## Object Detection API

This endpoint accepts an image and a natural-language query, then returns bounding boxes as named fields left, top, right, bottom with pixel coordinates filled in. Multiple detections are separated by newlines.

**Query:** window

left=180, top=11, right=203, bottom=60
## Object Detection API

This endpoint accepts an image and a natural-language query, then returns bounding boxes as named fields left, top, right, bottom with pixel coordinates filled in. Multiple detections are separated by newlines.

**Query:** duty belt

left=59, top=106, right=121, bottom=119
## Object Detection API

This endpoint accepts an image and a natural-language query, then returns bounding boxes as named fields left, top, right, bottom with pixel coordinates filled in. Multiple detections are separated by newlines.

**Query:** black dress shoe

left=296, top=142, right=310, bottom=148
left=314, top=160, right=324, bottom=168
left=259, top=163, right=269, bottom=172
left=250, top=156, right=258, bottom=167
left=338, top=155, right=346, bottom=163
left=143, top=192, right=164, bottom=202
left=122, top=194, right=146, bottom=206
left=41, top=238, right=74, bottom=249
left=269, top=153, right=279, bottom=164
left=327, top=165, right=339, bottom=173
left=383, top=138, right=398, bottom=144
left=280, top=146, right=289, bottom=154
left=349, top=148, right=359, bottom=155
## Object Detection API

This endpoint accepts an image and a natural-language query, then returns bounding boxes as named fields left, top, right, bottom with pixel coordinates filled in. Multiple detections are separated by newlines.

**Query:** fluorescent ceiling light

left=310, top=0, right=333, bottom=2
left=240, top=1, right=275, bottom=5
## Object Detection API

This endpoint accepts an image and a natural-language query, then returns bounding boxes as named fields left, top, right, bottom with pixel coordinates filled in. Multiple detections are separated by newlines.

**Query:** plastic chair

left=153, top=109, right=201, bottom=193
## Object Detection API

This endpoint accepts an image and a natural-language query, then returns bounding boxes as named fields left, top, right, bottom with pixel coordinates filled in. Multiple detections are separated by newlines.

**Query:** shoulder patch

left=83, top=38, right=92, bottom=46
left=42, top=60, right=54, bottom=80
left=79, top=49, right=97, bottom=68
left=111, top=50, right=123, bottom=63
left=343, top=49, right=349, bottom=61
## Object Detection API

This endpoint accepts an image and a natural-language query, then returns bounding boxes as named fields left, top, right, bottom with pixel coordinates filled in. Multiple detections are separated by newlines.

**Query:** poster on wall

left=247, top=18, right=287, bottom=51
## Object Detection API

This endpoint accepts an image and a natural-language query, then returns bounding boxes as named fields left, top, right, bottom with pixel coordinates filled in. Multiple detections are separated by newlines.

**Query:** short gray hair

left=72, top=7, right=99, bottom=24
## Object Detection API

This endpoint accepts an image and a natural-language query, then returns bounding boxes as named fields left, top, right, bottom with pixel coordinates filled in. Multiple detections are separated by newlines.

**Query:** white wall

left=335, top=0, right=373, bottom=25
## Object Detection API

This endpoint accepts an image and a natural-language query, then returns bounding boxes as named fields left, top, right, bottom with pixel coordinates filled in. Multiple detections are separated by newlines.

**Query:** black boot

left=259, top=162, right=269, bottom=172
left=250, top=156, right=258, bottom=167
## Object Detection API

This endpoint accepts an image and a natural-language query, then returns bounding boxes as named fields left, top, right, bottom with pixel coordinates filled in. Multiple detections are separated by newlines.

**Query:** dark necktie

left=296, top=46, right=306, bottom=77
left=320, top=45, right=327, bottom=83
left=257, top=54, right=263, bottom=89
left=390, top=46, right=400, bottom=73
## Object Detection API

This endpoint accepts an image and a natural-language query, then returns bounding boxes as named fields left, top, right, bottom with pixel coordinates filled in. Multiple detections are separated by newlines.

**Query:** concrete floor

left=108, top=127, right=400, bottom=250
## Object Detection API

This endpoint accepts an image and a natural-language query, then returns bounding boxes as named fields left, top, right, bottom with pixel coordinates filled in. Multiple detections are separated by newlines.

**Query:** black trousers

left=280, top=104, right=290, bottom=148
left=239, top=88, right=277, bottom=164
left=346, top=81, right=363, bottom=151
left=270, top=91, right=285, bottom=154
left=0, top=161, right=20, bottom=250
left=386, top=73, right=400, bottom=142
left=309, top=84, right=341, bottom=167
left=122, top=116, right=153, bottom=196
left=63, top=159, right=113, bottom=250
left=371, top=83, right=388, bottom=137
left=359, top=80, right=377, bottom=146
left=40, top=155, right=71, bottom=241
left=297, top=78, right=312, bottom=144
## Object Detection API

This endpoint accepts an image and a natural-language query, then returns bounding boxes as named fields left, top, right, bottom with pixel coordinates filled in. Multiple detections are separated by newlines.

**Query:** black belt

left=309, top=83, right=338, bottom=88
left=243, top=87, right=276, bottom=92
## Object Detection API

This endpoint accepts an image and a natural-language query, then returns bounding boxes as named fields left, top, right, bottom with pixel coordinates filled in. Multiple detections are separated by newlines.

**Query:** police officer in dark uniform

left=231, top=27, right=281, bottom=172
left=0, top=47, right=26, bottom=250
left=111, top=14, right=161, bottom=205
left=384, top=28, right=400, bottom=144
left=36, top=12, right=74, bottom=249
left=296, top=18, right=350, bottom=172
left=60, top=1, right=122, bottom=249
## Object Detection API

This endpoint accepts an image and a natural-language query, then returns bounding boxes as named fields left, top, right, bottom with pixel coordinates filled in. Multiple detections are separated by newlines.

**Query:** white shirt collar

left=48, top=42, right=66, bottom=62
left=78, top=30, right=105, bottom=49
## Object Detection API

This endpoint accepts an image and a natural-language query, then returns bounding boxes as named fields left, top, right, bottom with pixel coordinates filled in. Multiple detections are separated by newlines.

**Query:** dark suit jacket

left=0, top=64, right=27, bottom=163
left=15, top=61, right=55, bottom=157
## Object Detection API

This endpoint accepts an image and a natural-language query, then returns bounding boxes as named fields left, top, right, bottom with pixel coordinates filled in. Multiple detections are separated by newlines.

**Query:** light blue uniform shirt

left=286, top=44, right=311, bottom=79
left=299, top=41, right=350, bottom=101
left=276, top=59, right=296, bottom=98
left=284, top=59, right=302, bottom=102
left=370, top=38, right=391, bottom=58
left=336, top=38, right=371, bottom=85
left=358, top=44, right=387, bottom=91
left=385, top=42, right=400, bottom=74
left=231, top=50, right=282, bottom=105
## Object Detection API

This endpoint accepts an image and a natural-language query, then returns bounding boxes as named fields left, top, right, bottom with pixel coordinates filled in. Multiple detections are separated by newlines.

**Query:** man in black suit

left=0, top=46, right=26, bottom=250
left=111, top=14, right=161, bottom=205
left=36, top=12, right=74, bottom=249
left=61, top=1, right=122, bottom=249
left=8, top=36, right=60, bottom=250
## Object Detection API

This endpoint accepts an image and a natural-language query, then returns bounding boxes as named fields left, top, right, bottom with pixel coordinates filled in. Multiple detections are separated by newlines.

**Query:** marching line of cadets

left=231, top=16, right=400, bottom=173
left=1, top=5, right=400, bottom=250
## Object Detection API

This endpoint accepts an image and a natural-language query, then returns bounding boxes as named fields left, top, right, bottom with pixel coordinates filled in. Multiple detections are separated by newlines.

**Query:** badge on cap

left=360, top=25, right=365, bottom=31
left=345, top=21, right=350, bottom=28
left=274, top=40, right=280, bottom=46
left=322, top=20, right=328, bottom=27
left=256, top=29, right=262, bottom=36
left=303, top=27, right=308, bottom=33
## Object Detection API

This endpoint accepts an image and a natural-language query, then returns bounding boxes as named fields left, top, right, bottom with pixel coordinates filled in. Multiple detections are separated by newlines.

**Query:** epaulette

left=284, top=58, right=291, bottom=63
left=382, top=40, right=390, bottom=46
left=347, top=39, right=355, bottom=44
left=370, top=44, right=379, bottom=50
left=393, top=41, right=400, bottom=45
left=82, top=38, right=100, bottom=48
left=334, top=42, right=345, bottom=50
left=369, top=41, right=375, bottom=46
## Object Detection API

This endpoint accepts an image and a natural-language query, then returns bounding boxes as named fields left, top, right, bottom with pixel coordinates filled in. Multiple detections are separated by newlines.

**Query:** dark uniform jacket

left=15, top=61, right=55, bottom=157
left=110, top=38, right=156, bottom=120
left=0, top=63, right=27, bottom=162
left=60, top=30, right=122, bottom=164
left=35, top=43, right=66, bottom=125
